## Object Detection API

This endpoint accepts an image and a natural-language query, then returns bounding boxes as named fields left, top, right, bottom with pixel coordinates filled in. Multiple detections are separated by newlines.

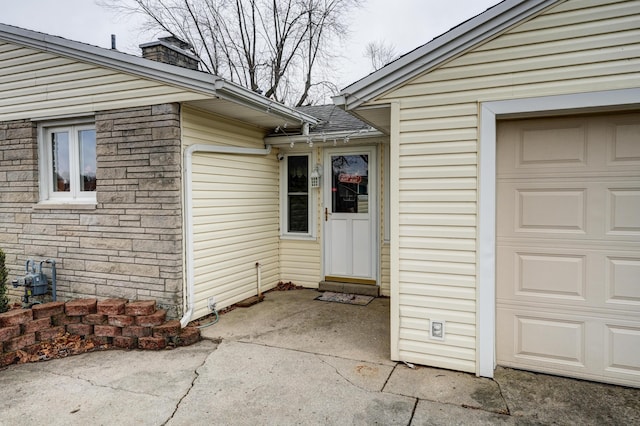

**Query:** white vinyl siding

left=183, top=106, right=279, bottom=319
left=279, top=239, right=321, bottom=288
left=0, top=42, right=208, bottom=121
left=377, top=0, right=640, bottom=373
left=380, top=243, right=391, bottom=296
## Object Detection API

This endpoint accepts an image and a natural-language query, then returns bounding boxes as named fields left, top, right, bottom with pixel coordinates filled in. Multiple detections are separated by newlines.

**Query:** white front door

left=323, top=147, right=377, bottom=283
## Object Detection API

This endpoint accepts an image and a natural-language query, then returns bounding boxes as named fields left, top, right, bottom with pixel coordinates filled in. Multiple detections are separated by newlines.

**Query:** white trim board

left=477, top=88, right=640, bottom=378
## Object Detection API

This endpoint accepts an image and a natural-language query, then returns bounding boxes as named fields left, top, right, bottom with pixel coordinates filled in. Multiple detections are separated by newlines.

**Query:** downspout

left=180, top=143, right=273, bottom=327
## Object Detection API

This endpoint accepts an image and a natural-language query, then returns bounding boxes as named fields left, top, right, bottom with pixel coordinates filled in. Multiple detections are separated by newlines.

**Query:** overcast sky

left=3, top=0, right=499, bottom=90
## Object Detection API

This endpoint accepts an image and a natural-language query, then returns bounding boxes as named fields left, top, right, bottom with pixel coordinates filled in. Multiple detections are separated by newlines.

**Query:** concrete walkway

left=1, top=289, right=638, bottom=425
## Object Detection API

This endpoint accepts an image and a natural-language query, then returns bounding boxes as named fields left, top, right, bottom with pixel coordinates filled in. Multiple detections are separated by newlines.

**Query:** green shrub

left=0, top=249, right=9, bottom=313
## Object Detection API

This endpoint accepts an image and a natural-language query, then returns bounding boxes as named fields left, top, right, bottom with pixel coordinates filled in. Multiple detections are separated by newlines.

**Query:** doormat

left=315, top=291, right=374, bottom=306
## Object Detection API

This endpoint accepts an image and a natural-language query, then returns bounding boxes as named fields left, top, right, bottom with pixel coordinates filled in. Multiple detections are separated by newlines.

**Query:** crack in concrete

left=233, top=339, right=395, bottom=367
left=30, top=369, right=172, bottom=399
left=493, top=378, right=511, bottom=416
left=162, top=351, right=211, bottom=426
left=406, top=398, right=419, bottom=426
left=314, top=355, right=376, bottom=393
left=381, top=363, right=398, bottom=392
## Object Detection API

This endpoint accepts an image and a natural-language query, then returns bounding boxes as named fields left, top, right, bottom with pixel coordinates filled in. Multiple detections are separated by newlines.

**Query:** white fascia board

left=0, top=23, right=318, bottom=127
left=336, top=0, right=562, bottom=110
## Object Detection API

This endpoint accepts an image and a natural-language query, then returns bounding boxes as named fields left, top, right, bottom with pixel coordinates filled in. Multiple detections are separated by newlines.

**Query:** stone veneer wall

left=0, top=104, right=184, bottom=317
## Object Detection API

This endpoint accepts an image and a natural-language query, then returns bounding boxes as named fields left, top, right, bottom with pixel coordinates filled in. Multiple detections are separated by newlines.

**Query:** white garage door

left=496, top=112, right=640, bottom=388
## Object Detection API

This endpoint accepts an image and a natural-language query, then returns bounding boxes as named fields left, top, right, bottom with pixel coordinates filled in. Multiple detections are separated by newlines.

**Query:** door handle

left=325, top=207, right=330, bottom=222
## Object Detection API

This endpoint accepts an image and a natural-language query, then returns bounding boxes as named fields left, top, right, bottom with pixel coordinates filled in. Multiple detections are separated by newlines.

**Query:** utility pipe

left=256, top=262, right=262, bottom=299
left=46, top=259, right=56, bottom=301
left=180, top=144, right=272, bottom=328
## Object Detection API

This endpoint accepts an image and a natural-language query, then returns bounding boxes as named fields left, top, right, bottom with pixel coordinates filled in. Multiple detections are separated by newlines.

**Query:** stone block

left=108, top=315, right=134, bottom=327
left=79, top=214, right=119, bottom=226
left=85, top=261, right=159, bottom=278
left=152, top=320, right=181, bottom=338
left=0, top=309, right=32, bottom=327
left=136, top=309, right=166, bottom=327
left=0, top=325, right=20, bottom=343
left=151, top=126, right=180, bottom=140
left=151, top=104, right=179, bottom=115
left=5, top=333, right=36, bottom=352
left=36, top=326, right=65, bottom=342
left=83, top=314, right=107, bottom=325
left=52, top=313, right=81, bottom=326
left=87, top=335, right=112, bottom=346
left=125, top=300, right=156, bottom=316
left=140, top=214, right=178, bottom=229
left=0, top=351, right=19, bottom=368
left=113, top=336, right=138, bottom=349
left=122, top=325, right=152, bottom=338
left=32, top=301, right=65, bottom=319
left=94, top=325, right=122, bottom=337
left=65, top=299, right=97, bottom=316
left=97, top=191, right=135, bottom=204
left=97, top=298, right=127, bottom=315
left=6, top=127, right=34, bottom=139
left=66, top=323, right=93, bottom=336
left=22, top=317, right=51, bottom=334
left=176, top=327, right=201, bottom=347
left=138, top=336, right=166, bottom=350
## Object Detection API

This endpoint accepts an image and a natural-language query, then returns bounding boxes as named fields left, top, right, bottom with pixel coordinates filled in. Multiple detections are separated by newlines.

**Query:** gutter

left=213, top=79, right=319, bottom=126
left=180, top=143, right=273, bottom=328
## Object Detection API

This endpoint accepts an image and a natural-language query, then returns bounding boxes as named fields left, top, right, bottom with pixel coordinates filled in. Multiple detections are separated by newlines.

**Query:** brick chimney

left=140, top=36, right=200, bottom=70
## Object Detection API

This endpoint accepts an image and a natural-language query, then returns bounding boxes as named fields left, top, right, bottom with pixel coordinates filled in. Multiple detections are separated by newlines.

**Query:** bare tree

left=100, top=0, right=362, bottom=106
left=364, top=40, right=397, bottom=71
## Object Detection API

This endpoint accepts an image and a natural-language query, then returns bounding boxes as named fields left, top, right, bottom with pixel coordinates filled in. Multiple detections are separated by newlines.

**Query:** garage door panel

left=518, top=189, right=586, bottom=232
left=516, top=316, right=585, bottom=365
left=499, top=181, right=640, bottom=242
left=519, top=123, right=587, bottom=167
left=607, top=188, right=640, bottom=234
left=516, top=252, right=586, bottom=299
left=606, top=257, right=640, bottom=306
left=608, top=120, right=640, bottom=165
left=497, top=112, right=640, bottom=388
left=497, top=309, right=588, bottom=369
left=605, top=325, right=640, bottom=377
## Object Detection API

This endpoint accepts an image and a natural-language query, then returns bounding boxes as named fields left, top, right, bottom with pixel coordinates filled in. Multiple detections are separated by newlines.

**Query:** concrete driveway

left=1, top=289, right=638, bottom=425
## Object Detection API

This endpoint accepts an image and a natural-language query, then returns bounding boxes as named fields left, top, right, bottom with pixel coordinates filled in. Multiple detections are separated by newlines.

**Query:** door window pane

left=287, top=155, right=309, bottom=233
left=51, top=131, right=70, bottom=192
left=331, top=154, right=368, bottom=213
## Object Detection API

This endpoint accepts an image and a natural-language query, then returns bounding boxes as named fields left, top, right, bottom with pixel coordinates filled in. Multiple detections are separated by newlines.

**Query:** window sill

left=280, top=234, right=317, bottom=242
left=33, top=201, right=97, bottom=210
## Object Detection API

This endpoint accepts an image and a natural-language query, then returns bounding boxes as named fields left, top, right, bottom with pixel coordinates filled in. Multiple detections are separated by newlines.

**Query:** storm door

left=323, top=147, right=377, bottom=284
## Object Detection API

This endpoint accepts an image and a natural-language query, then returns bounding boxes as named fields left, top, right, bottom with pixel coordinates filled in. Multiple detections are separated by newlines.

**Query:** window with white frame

left=39, top=121, right=96, bottom=203
left=281, top=154, right=314, bottom=237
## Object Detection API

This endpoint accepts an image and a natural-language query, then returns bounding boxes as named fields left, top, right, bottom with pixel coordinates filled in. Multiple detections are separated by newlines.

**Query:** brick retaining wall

left=0, top=298, right=200, bottom=368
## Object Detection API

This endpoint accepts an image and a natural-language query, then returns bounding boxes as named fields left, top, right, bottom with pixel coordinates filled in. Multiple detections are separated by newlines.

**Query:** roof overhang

left=334, top=0, right=563, bottom=112
left=0, top=23, right=318, bottom=130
